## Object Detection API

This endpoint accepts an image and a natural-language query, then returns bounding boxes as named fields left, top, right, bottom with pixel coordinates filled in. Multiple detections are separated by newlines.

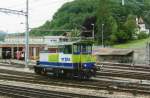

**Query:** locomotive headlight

left=84, top=64, right=87, bottom=67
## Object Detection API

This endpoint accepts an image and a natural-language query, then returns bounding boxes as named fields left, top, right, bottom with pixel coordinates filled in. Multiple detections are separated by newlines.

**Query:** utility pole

left=122, top=0, right=125, bottom=6
left=25, top=0, right=29, bottom=67
left=102, top=24, right=104, bottom=48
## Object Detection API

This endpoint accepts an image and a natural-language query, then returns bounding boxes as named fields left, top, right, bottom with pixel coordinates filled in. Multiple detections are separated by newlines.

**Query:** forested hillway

left=30, top=0, right=150, bottom=45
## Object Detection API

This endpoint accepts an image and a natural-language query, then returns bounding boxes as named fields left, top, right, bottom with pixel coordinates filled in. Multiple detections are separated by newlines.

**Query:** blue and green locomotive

left=34, top=41, right=97, bottom=79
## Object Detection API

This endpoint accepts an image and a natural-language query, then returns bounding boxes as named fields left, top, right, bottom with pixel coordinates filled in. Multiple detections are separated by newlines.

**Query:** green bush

left=137, top=32, right=149, bottom=39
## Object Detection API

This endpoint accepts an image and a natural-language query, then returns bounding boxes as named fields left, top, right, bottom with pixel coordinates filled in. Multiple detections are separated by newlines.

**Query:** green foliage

left=113, top=30, right=129, bottom=43
left=113, top=38, right=150, bottom=49
left=30, top=0, right=150, bottom=45
left=123, top=14, right=137, bottom=40
left=137, top=32, right=149, bottom=39
left=96, top=0, right=113, bottom=45
left=30, top=20, right=52, bottom=36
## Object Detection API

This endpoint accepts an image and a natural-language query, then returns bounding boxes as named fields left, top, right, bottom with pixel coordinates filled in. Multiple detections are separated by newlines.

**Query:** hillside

left=30, top=0, right=98, bottom=36
left=30, top=0, right=150, bottom=45
left=113, top=38, right=150, bottom=49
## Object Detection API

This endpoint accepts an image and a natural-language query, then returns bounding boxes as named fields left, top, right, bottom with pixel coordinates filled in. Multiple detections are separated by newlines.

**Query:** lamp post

left=102, top=24, right=104, bottom=47
left=91, top=24, right=94, bottom=39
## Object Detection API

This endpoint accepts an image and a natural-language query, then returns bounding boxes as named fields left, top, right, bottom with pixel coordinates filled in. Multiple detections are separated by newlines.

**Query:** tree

left=96, top=0, right=109, bottom=44
left=29, top=0, right=150, bottom=45
left=96, top=0, right=118, bottom=45
left=111, top=30, right=129, bottom=43
left=124, top=14, right=137, bottom=40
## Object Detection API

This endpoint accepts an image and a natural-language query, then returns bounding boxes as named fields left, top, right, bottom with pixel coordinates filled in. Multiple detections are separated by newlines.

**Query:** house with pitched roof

left=136, top=17, right=149, bottom=34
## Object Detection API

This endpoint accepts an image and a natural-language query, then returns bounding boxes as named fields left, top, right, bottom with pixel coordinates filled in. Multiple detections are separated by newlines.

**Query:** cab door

left=72, top=44, right=82, bottom=70
left=59, top=45, right=73, bottom=69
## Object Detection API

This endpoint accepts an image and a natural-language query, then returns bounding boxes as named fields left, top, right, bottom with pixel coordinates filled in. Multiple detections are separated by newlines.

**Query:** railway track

left=101, top=64, right=150, bottom=72
left=97, top=62, right=150, bottom=71
left=97, top=62, right=150, bottom=80
left=0, top=62, right=150, bottom=95
left=0, top=62, right=33, bottom=69
left=97, top=69, right=150, bottom=80
left=0, top=68, right=36, bottom=77
left=0, top=70, right=150, bottom=95
left=0, top=84, right=100, bottom=98
left=1, top=62, right=150, bottom=80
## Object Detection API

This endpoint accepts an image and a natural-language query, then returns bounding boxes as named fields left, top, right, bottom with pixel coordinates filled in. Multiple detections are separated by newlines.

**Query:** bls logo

left=61, top=58, right=70, bottom=62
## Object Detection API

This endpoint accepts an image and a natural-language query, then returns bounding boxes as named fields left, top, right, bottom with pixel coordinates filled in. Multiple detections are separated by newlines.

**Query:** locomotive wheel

left=34, top=67, right=41, bottom=75
left=67, top=72, right=74, bottom=79
left=41, top=68, right=47, bottom=75
left=78, top=71, right=90, bottom=80
left=53, top=69, right=61, bottom=78
left=63, top=70, right=74, bottom=79
left=79, top=75, right=89, bottom=80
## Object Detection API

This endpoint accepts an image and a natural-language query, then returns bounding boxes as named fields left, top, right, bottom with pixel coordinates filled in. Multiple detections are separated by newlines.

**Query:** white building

left=0, top=34, right=67, bottom=60
left=4, top=34, right=67, bottom=44
left=4, top=34, right=44, bottom=44
left=136, top=17, right=149, bottom=34
left=44, top=36, right=67, bottom=44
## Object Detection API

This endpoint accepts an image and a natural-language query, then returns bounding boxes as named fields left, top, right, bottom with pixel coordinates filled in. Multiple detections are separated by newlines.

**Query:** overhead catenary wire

left=0, top=0, right=63, bottom=17
left=0, top=8, right=26, bottom=16
left=4, top=0, right=71, bottom=13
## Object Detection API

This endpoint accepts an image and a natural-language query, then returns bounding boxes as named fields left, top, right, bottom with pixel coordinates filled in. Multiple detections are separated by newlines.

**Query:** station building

left=0, top=34, right=67, bottom=60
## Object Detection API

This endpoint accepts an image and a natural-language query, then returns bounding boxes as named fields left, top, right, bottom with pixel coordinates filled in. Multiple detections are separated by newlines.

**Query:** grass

left=113, top=38, right=150, bottom=49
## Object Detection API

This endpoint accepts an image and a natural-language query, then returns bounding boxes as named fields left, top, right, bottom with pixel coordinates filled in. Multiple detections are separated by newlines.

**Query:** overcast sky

left=0, top=0, right=73, bottom=33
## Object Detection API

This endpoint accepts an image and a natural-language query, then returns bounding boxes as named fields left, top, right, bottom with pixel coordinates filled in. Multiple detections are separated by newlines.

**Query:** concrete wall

left=95, top=47, right=147, bottom=64
left=133, top=48, right=147, bottom=64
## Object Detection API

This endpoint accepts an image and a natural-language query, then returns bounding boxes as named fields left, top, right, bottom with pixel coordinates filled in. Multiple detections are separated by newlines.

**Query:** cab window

left=73, top=45, right=80, bottom=54
left=73, top=44, right=92, bottom=54
left=81, top=45, right=92, bottom=54
left=63, top=45, right=72, bottom=54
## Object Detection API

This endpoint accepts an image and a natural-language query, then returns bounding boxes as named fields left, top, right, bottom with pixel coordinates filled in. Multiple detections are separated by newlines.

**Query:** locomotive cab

left=34, top=41, right=96, bottom=79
